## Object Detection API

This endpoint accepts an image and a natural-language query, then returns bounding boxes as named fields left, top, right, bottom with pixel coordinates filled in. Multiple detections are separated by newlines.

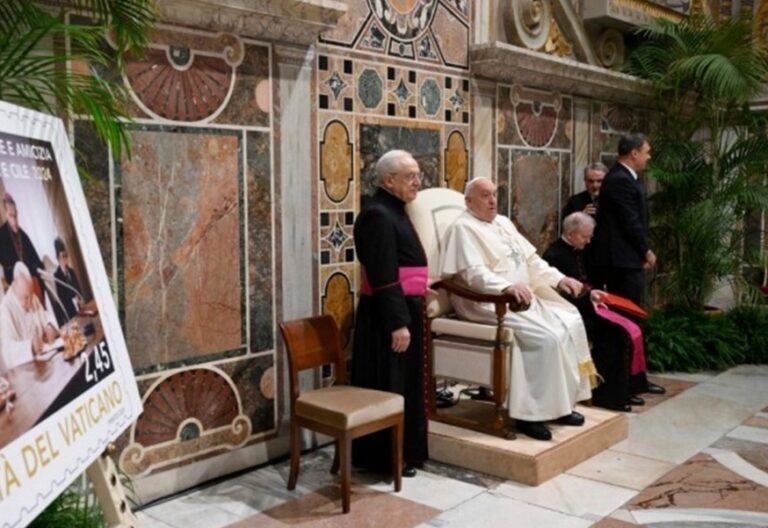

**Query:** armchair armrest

left=434, top=277, right=529, bottom=312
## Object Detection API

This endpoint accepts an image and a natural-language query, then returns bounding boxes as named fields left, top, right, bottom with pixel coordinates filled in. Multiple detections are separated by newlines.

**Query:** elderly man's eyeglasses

left=394, top=172, right=422, bottom=182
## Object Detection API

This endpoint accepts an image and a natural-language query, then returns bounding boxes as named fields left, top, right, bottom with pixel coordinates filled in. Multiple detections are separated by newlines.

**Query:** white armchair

left=406, top=188, right=527, bottom=439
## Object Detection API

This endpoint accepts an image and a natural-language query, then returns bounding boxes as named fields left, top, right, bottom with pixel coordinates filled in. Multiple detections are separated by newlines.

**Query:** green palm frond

left=0, top=0, right=157, bottom=160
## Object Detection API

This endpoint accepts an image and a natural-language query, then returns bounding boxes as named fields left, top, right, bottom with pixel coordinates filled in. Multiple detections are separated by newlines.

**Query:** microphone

left=37, top=268, right=82, bottom=318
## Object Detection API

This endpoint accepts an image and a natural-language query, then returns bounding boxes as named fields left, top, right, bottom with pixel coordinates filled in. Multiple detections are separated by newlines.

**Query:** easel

left=85, top=444, right=138, bottom=528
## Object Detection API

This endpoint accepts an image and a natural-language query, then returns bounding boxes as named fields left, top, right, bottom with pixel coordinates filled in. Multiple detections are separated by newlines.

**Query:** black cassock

left=543, top=238, right=647, bottom=406
left=0, top=223, right=43, bottom=286
left=53, top=265, right=82, bottom=326
left=351, top=189, right=428, bottom=469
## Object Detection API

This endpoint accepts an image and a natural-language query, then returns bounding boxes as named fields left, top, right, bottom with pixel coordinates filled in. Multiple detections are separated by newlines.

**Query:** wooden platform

left=428, top=402, right=628, bottom=486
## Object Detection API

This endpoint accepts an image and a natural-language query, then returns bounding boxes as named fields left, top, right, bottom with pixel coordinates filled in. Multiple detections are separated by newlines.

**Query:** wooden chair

left=279, top=315, right=404, bottom=513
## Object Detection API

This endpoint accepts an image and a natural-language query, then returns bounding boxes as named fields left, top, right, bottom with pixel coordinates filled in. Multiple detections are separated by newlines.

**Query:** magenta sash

left=595, top=305, right=647, bottom=375
left=360, top=266, right=428, bottom=296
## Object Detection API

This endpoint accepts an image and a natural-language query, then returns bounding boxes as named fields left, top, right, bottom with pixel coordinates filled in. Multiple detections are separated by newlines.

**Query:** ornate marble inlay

left=321, top=0, right=468, bottom=69
left=420, top=78, right=442, bottom=117
left=602, top=103, right=637, bottom=133
left=326, top=221, right=349, bottom=249
left=369, top=0, right=439, bottom=41
left=322, top=272, right=355, bottom=348
left=121, top=368, right=250, bottom=477
left=320, top=120, right=353, bottom=203
left=395, top=78, right=412, bottom=103
left=444, top=131, right=468, bottom=192
left=325, top=71, right=348, bottom=99
left=358, top=68, right=383, bottom=108
left=124, top=33, right=245, bottom=123
left=511, top=87, right=562, bottom=149
left=448, top=90, right=464, bottom=110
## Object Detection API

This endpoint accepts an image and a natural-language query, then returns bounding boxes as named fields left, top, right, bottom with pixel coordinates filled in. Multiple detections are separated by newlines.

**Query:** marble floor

left=135, top=366, right=768, bottom=528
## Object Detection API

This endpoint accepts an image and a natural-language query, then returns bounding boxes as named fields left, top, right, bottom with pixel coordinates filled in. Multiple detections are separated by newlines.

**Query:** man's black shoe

left=629, top=395, right=645, bottom=406
left=402, top=465, right=417, bottom=478
left=516, top=420, right=552, bottom=441
left=554, top=411, right=585, bottom=426
left=593, top=400, right=632, bottom=412
left=646, top=382, right=666, bottom=395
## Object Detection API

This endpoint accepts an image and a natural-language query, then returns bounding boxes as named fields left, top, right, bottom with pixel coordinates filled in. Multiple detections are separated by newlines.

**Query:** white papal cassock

left=0, top=289, right=57, bottom=371
left=440, top=211, right=595, bottom=422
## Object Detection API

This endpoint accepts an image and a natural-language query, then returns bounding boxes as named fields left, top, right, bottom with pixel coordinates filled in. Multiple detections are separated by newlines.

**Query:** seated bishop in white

left=439, top=178, right=598, bottom=440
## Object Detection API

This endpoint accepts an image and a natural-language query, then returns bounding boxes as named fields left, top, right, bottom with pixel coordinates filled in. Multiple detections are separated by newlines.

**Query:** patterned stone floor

left=135, top=365, right=768, bottom=528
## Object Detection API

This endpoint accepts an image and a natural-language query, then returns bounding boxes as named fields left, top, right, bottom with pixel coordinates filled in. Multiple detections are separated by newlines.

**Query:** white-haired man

left=352, top=149, right=427, bottom=476
left=0, top=261, right=59, bottom=370
left=439, top=178, right=596, bottom=441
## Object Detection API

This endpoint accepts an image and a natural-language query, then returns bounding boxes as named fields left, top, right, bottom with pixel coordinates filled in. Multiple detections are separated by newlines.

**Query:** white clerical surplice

left=440, top=211, right=595, bottom=421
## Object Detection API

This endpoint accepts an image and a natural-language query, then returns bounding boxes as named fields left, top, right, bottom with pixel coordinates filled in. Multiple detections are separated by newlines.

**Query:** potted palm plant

left=627, top=14, right=768, bottom=310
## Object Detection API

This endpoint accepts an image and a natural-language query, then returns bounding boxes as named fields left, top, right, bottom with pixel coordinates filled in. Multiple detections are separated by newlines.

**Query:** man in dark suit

left=592, top=134, right=655, bottom=305
left=591, top=134, right=664, bottom=395
left=561, top=162, right=607, bottom=221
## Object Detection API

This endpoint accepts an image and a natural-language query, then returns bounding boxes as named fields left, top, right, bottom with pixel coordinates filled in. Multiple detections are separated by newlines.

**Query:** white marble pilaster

left=571, top=97, right=592, bottom=195
left=471, top=78, right=497, bottom=181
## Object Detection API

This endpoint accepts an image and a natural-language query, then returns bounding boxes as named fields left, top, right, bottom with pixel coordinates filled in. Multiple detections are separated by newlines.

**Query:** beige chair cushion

left=295, top=386, right=403, bottom=430
left=431, top=316, right=514, bottom=343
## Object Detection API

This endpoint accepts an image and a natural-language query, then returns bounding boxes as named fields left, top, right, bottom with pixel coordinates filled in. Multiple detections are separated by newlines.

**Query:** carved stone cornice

left=583, top=0, right=684, bottom=29
left=470, top=41, right=656, bottom=107
left=155, top=0, right=347, bottom=45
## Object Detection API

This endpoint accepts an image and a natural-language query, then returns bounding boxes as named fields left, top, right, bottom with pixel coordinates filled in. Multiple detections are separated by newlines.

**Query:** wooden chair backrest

left=279, top=315, right=346, bottom=406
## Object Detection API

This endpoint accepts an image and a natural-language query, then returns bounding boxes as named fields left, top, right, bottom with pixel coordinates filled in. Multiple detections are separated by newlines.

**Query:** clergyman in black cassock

left=0, top=194, right=43, bottom=290
left=351, top=150, right=428, bottom=475
left=543, top=212, right=648, bottom=410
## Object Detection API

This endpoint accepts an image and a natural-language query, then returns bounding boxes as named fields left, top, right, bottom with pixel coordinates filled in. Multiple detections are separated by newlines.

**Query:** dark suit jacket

left=592, top=162, right=649, bottom=269
left=561, top=190, right=594, bottom=222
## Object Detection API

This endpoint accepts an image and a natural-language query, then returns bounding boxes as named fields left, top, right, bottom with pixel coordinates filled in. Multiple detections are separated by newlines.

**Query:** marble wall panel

left=510, top=152, right=562, bottom=252
left=358, top=123, right=441, bottom=199
left=320, top=210, right=355, bottom=267
left=225, top=354, right=276, bottom=434
left=247, top=131, right=274, bottom=353
left=119, top=126, right=244, bottom=371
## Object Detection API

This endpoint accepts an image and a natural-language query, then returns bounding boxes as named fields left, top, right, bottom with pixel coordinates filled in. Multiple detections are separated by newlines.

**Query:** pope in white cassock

left=439, top=178, right=598, bottom=441
left=0, top=261, right=59, bottom=371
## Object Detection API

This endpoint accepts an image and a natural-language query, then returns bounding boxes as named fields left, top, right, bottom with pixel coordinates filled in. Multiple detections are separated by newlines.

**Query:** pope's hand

left=504, top=283, right=533, bottom=305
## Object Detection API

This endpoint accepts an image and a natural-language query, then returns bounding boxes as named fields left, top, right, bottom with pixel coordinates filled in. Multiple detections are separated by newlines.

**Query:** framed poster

left=0, top=101, right=142, bottom=528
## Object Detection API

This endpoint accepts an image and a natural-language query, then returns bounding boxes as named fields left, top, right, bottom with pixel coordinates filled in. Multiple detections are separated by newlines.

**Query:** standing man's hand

left=391, top=326, right=411, bottom=353
left=644, top=249, right=657, bottom=269
left=583, top=203, right=597, bottom=216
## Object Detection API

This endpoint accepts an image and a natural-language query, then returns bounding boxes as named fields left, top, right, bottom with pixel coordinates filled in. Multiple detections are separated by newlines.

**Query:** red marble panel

left=121, top=128, right=242, bottom=369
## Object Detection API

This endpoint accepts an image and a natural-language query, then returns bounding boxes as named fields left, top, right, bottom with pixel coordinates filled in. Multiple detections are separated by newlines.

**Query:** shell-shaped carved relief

left=321, top=121, right=353, bottom=203
left=602, top=104, right=637, bottom=134
left=120, top=368, right=250, bottom=477
left=123, top=33, right=244, bottom=123
left=515, top=102, right=559, bottom=148
left=503, top=0, right=552, bottom=51
left=322, top=272, right=354, bottom=349
left=444, top=131, right=468, bottom=192
left=134, top=369, right=239, bottom=446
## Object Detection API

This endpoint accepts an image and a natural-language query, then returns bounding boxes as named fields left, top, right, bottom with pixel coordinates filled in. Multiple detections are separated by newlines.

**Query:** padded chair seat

left=296, top=386, right=404, bottom=430
left=431, top=316, right=514, bottom=343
